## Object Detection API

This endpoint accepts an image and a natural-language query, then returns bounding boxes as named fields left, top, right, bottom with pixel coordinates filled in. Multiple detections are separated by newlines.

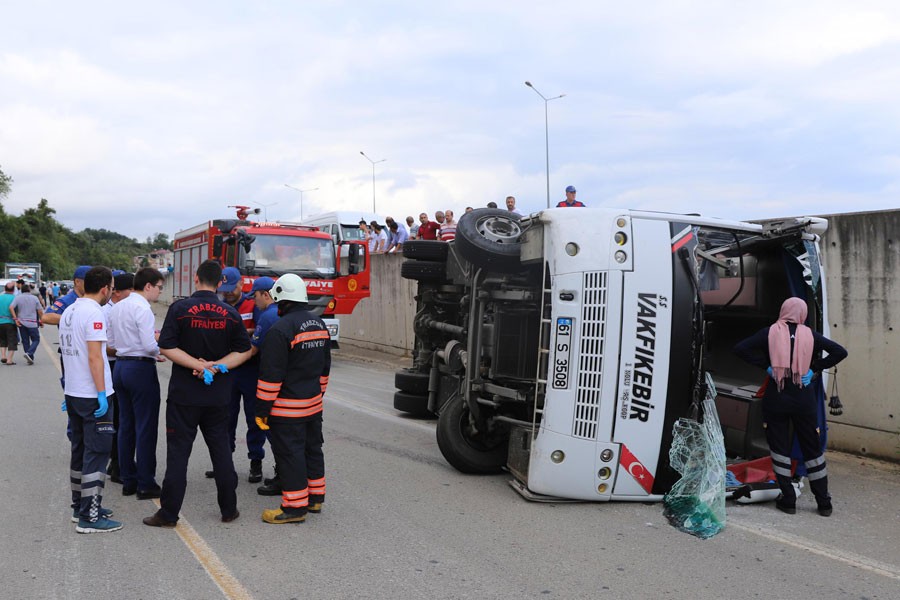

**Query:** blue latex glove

left=61, top=398, right=67, bottom=412
left=94, top=391, right=109, bottom=418
left=802, top=369, right=814, bottom=386
left=214, top=364, right=229, bottom=374
left=766, top=366, right=774, bottom=378
left=202, top=369, right=216, bottom=385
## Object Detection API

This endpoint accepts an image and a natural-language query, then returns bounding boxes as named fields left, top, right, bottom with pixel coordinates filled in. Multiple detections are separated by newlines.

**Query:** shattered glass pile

left=663, top=373, right=727, bottom=539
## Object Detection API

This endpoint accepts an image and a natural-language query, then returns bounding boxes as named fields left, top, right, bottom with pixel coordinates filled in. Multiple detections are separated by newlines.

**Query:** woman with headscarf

left=733, top=297, right=847, bottom=516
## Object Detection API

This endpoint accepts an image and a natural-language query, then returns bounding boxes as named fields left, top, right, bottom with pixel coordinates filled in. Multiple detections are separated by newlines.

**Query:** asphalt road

left=2, top=321, right=899, bottom=600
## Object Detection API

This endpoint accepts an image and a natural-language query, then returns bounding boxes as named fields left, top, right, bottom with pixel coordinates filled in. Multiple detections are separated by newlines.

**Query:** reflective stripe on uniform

left=289, top=330, right=330, bottom=349
left=308, top=477, right=325, bottom=497
left=256, top=379, right=282, bottom=401
left=270, top=397, right=323, bottom=419
left=282, top=488, right=309, bottom=509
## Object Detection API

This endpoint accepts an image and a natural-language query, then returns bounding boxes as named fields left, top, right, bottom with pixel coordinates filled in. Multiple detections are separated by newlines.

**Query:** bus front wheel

left=436, top=396, right=508, bottom=474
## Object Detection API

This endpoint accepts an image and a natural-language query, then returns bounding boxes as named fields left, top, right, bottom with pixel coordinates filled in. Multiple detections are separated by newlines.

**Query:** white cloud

left=2, top=1, right=900, bottom=240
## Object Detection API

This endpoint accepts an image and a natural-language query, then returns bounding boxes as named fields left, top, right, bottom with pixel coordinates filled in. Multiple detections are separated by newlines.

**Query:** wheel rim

left=456, top=407, right=505, bottom=452
left=475, top=215, right=522, bottom=244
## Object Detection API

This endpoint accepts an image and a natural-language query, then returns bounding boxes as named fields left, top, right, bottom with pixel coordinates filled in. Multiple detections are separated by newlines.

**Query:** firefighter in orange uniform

left=255, top=274, right=330, bottom=524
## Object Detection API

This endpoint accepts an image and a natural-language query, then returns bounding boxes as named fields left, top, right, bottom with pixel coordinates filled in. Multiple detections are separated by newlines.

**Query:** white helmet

left=270, top=274, right=308, bottom=303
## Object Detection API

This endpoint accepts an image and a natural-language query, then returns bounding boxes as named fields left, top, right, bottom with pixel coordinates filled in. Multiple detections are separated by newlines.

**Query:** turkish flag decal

left=619, top=444, right=655, bottom=494
left=93, top=322, right=103, bottom=330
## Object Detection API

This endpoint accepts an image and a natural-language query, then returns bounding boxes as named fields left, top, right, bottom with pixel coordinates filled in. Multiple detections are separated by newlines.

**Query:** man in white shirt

left=108, top=268, right=166, bottom=499
left=102, top=272, right=134, bottom=484
left=60, top=266, right=122, bottom=533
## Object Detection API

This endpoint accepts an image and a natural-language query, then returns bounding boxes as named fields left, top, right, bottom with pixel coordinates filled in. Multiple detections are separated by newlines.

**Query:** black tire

left=403, top=240, right=449, bottom=262
left=436, top=396, right=508, bottom=474
left=401, top=260, right=446, bottom=282
left=395, top=369, right=429, bottom=394
left=455, top=208, right=523, bottom=273
left=393, top=391, right=433, bottom=417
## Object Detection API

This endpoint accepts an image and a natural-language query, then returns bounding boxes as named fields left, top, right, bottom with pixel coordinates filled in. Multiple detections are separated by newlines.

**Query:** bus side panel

left=612, top=219, right=673, bottom=498
left=651, top=221, right=701, bottom=495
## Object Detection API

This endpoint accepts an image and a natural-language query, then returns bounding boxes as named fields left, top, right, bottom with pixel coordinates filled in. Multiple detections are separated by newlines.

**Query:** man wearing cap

left=61, top=266, right=122, bottom=533
left=102, top=271, right=134, bottom=483
left=209, top=267, right=265, bottom=483
left=248, top=276, right=281, bottom=492
left=43, top=265, right=91, bottom=326
left=143, top=260, right=251, bottom=528
left=255, top=273, right=331, bottom=523
left=557, top=186, right=585, bottom=208
left=108, top=268, right=166, bottom=499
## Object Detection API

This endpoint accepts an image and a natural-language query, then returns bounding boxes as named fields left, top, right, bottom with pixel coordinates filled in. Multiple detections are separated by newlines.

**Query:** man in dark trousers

left=143, top=260, right=252, bottom=527
left=255, top=273, right=331, bottom=524
left=60, top=266, right=121, bottom=533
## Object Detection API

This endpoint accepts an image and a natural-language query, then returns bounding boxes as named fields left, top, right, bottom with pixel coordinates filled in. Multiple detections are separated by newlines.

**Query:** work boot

left=261, top=508, right=306, bottom=524
left=308, top=495, right=324, bottom=513
left=257, top=478, right=282, bottom=496
left=248, top=459, right=263, bottom=483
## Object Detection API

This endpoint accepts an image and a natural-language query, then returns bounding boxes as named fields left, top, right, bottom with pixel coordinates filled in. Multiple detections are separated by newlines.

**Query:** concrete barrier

left=819, top=210, right=900, bottom=460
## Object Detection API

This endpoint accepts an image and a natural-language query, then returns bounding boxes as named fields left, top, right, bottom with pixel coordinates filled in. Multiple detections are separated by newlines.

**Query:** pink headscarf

left=768, top=297, right=814, bottom=390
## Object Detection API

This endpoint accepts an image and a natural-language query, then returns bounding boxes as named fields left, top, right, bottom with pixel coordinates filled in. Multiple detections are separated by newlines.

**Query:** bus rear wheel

left=436, top=396, right=508, bottom=474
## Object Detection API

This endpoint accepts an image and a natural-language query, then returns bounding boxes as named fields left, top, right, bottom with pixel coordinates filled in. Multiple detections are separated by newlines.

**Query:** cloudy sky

left=2, top=1, right=899, bottom=240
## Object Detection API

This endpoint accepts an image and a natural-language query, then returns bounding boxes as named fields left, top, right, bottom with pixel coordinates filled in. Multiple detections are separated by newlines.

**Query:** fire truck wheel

left=393, top=391, right=434, bottom=417
left=455, top=208, right=524, bottom=273
left=395, top=369, right=430, bottom=395
left=400, top=260, right=446, bottom=282
left=436, top=396, right=508, bottom=474
left=402, top=240, right=449, bottom=262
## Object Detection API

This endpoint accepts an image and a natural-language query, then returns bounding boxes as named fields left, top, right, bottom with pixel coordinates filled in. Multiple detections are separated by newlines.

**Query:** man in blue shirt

left=248, top=277, right=284, bottom=494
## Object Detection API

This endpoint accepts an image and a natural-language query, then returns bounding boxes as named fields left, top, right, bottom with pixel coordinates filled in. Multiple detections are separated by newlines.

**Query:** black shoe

left=143, top=510, right=177, bottom=528
left=817, top=502, right=833, bottom=517
left=109, top=474, right=123, bottom=484
left=222, top=510, right=240, bottom=523
left=775, top=496, right=796, bottom=515
left=205, top=470, right=215, bottom=478
left=248, top=460, right=263, bottom=483
left=122, top=483, right=137, bottom=496
left=263, top=475, right=279, bottom=486
left=257, top=482, right=282, bottom=496
left=136, top=487, right=162, bottom=500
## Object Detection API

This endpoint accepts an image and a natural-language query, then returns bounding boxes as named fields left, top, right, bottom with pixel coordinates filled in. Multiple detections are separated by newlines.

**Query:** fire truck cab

left=173, top=207, right=370, bottom=341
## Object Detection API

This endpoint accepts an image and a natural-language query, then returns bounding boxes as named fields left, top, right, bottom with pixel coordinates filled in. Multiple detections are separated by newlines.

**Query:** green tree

left=0, top=164, right=12, bottom=199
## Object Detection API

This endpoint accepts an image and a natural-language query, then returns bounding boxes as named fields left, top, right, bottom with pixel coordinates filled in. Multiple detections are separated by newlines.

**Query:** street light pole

left=525, top=81, right=566, bottom=208
left=360, top=151, right=386, bottom=213
left=284, top=184, right=318, bottom=221
left=254, top=200, right=279, bottom=221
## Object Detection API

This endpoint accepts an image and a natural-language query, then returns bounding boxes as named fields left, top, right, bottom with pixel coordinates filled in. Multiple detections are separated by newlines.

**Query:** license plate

left=552, top=317, right=573, bottom=389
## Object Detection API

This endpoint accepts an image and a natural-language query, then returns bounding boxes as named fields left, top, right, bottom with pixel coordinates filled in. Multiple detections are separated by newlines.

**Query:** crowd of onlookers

left=359, top=185, right=585, bottom=254
left=359, top=195, right=528, bottom=254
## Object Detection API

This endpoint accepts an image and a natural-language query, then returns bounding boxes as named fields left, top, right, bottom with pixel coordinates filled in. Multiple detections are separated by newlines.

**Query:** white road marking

left=328, top=393, right=436, bottom=433
left=728, top=518, right=900, bottom=581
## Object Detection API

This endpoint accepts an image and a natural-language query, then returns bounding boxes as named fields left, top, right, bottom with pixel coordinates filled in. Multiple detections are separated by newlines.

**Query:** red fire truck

left=172, top=206, right=370, bottom=341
